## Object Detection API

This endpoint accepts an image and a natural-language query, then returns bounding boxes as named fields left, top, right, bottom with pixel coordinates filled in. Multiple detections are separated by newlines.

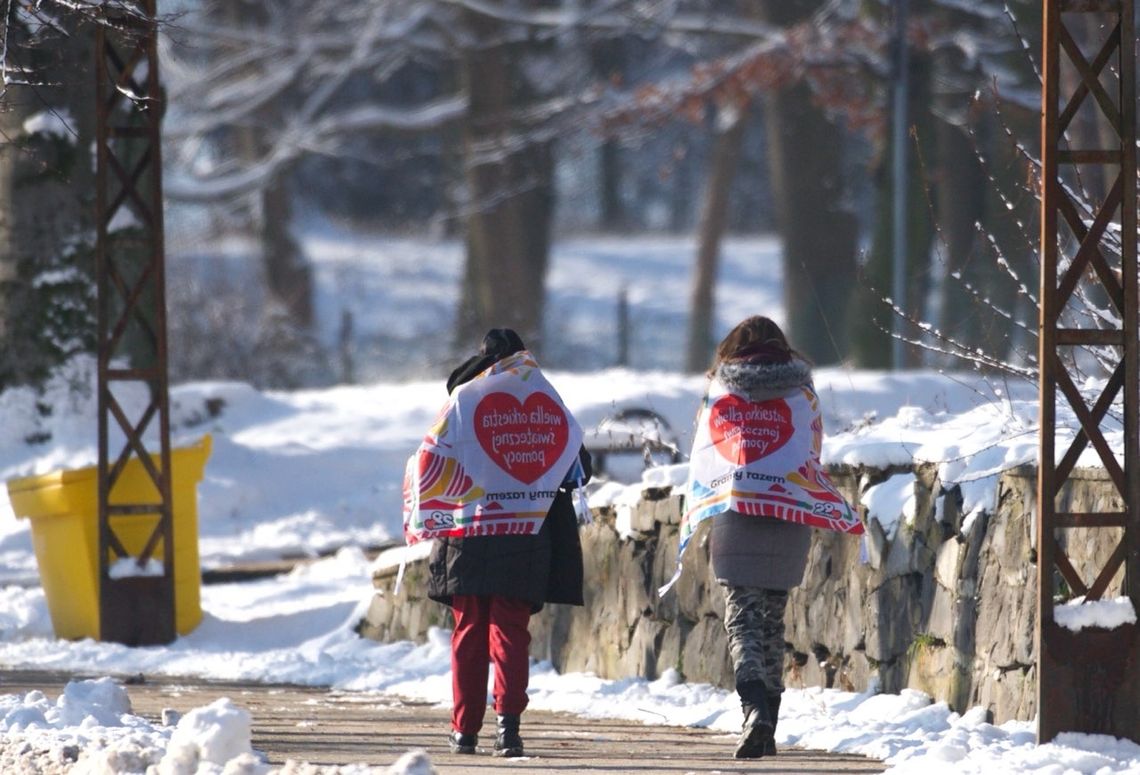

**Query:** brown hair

left=710, top=316, right=805, bottom=374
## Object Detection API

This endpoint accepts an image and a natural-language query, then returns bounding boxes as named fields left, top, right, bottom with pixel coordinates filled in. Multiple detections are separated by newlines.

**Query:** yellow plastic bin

left=6, top=435, right=212, bottom=641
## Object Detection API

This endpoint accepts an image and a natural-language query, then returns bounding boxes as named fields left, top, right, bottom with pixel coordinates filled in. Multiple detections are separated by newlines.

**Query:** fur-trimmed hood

left=715, top=357, right=813, bottom=402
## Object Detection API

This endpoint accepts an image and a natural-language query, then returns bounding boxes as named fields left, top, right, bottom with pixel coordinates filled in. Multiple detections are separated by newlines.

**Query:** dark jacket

left=427, top=447, right=591, bottom=612
left=428, top=332, right=590, bottom=612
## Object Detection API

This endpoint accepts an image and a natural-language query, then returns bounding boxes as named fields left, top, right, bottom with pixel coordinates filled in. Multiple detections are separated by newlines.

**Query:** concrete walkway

left=0, top=670, right=886, bottom=773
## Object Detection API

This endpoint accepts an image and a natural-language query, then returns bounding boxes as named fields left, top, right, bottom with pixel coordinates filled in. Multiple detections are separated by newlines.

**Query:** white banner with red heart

left=660, top=379, right=862, bottom=594
left=403, top=351, right=583, bottom=543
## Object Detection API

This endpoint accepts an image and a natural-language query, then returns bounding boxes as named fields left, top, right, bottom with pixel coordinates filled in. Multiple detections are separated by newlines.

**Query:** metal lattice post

left=94, top=0, right=175, bottom=646
left=1038, top=0, right=1140, bottom=743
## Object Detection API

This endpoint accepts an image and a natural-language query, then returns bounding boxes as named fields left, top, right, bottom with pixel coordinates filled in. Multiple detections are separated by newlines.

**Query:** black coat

left=427, top=448, right=590, bottom=613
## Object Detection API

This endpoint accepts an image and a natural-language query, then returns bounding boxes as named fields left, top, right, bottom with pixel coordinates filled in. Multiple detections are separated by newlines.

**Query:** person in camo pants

left=722, top=587, right=790, bottom=705
left=705, top=316, right=816, bottom=759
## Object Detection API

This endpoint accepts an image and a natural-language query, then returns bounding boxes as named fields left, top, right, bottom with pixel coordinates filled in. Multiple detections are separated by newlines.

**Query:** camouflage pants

left=721, top=584, right=788, bottom=695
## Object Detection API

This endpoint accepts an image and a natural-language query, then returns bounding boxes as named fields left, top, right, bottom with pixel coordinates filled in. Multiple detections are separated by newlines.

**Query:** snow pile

left=1055, top=596, right=1138, bottom=633
left=861, top=472, right=917, bottom=540
left=0, top=678, right=229, bottom=774
left=0, top=679, right=437, bottom=775
left=22, top=110, right=76, bottom=140
left=156, top=698, right=255, bottom=774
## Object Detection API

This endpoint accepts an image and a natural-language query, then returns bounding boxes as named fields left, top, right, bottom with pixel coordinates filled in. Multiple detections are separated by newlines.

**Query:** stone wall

left=358, top=465, right=1122, bottom=724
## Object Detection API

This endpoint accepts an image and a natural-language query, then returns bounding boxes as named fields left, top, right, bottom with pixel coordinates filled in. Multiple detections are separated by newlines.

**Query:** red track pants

left=450, top=594, right=533, bottom=735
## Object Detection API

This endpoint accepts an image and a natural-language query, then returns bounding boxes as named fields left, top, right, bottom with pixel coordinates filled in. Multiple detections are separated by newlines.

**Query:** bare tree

left=160, top=1, right=776, bottom=361
left=160, top=0, right=1043, bottom=379
left=685, top=102, right=750, bottom=373
left=163, top=2, right=463, bottom=336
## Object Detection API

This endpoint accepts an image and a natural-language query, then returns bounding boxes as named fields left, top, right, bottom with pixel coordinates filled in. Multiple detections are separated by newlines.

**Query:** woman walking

left=402, top=328, right=590, bottom=758
left=673, top=316, right=862, bottom=759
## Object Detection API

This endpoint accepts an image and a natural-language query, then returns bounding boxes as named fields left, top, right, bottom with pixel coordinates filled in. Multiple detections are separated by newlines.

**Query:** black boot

left=493, top=714, right=524, bottom=758
left=734, top=681, right=773, bottom=759
left=448, top=730, right=477, bottom=754
left=763, top=694, right=781, bottom=756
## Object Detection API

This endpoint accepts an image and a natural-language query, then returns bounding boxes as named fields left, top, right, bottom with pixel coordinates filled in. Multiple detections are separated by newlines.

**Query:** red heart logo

left=708, top=395, right=794, bottom=464
left=474, top=392, right=569, bottom=484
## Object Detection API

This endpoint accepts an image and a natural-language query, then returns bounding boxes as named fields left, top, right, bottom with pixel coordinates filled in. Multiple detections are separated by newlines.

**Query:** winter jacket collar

left=716, top=357, right=813, bottom=402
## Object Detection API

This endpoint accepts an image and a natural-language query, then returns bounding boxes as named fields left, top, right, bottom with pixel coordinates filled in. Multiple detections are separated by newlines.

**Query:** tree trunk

left=757, top=0, right=858, bottom=365
left=762, top=82, right=858, bottom=365
left=847, top=43, right=936, bottom=368
left=220, top=1, right=314, bottom=332
left=668, top=137, right=695, bottom=234
left=592, top=37, right=628, bottom=232
left=934, top=119, right=986, bottom=357
left=599, top=140, right=627, bottom=232
left=686, top=106, right=750, bottom=373
left=261, top=174, right=313, bottom=327
left=455, top=13, right=554, bottom=354
left=975, top=103, right=1039, bottom=369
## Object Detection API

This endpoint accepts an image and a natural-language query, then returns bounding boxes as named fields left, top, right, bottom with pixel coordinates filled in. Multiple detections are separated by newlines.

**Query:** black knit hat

left=446, top=328, right=527, bottom=395
left=479, top=328, right=526, bottom=359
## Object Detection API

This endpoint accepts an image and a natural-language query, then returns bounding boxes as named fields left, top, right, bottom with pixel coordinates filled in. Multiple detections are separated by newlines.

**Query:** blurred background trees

left=0, top=3, right=103, bottom=390
left=0, top=0, right=1046, bottom=389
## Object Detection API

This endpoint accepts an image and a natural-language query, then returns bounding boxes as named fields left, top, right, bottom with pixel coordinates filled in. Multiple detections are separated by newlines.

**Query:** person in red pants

left=448, top=595, right=534, bottom=747
left=411, top=328, right=590, bottom=758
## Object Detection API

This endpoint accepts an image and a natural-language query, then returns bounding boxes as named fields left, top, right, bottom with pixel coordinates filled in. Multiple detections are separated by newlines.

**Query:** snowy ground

left=0, top=235, right=1137, bottom=773
left=2, top=548, right=1139, bottom=774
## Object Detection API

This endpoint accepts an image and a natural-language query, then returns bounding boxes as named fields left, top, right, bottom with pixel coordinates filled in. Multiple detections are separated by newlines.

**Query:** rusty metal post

left=94, top=0, right=175, bottom=646
left=1038, top=0, right=1140, bottom=742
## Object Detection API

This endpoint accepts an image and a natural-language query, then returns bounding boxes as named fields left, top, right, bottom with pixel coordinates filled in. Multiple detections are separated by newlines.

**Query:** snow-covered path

left=1, top=669, right=886, bottom=774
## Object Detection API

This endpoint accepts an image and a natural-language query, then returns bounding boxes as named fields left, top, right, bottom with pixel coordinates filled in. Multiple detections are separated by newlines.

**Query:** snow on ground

left=2, top=551, right=1140, bottom=774
left=0, top=235, right=1135, bottom=773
